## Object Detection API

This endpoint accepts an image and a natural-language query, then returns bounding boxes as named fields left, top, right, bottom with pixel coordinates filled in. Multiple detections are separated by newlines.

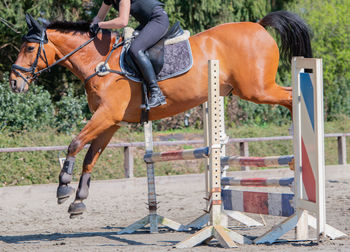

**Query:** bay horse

left=9, top=11, right=312, bottom=218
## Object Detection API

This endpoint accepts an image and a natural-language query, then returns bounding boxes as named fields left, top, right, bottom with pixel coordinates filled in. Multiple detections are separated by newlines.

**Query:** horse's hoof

left=57, top=185, right=75, bottom=204
left=68, top=201, right=86, bottom=216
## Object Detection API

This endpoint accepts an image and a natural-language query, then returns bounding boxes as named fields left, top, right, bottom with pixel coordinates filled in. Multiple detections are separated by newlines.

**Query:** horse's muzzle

left=9, top=75, right=28, bottom=93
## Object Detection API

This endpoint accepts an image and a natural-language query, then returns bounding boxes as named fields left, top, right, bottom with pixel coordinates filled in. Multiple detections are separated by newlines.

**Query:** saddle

left=119, top=22, right=193, bottom=124
left=121, top=22, right=192, bottom=82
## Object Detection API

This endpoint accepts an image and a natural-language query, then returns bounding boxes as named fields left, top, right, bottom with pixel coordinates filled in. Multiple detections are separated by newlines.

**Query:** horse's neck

left=47, top=30, right=117, bottom=81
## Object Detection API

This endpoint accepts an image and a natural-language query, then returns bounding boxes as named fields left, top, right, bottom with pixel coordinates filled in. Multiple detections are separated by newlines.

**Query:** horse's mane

left=47, top=21, right=90, bottom=32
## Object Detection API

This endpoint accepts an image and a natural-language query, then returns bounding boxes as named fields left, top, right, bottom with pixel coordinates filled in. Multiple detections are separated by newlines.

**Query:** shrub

left=54, top=92, right=90, bottom=133
left=0, top=74, right=55, bottom=132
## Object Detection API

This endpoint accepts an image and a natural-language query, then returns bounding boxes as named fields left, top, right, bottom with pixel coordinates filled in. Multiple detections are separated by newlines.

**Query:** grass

left=0, top=118, right=349, bottom=187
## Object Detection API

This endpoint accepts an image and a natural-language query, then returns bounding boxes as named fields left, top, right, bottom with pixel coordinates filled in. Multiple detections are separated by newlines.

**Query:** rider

left=90, top=0, right=169, bottom=108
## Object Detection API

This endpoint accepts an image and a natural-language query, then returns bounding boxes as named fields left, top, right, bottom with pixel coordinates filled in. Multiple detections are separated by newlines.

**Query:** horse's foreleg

left=68, top=125, right=119, bottom=218
left=56, top=108, right=119, bottom=206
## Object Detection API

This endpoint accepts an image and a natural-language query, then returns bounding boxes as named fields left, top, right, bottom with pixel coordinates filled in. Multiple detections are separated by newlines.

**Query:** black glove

left=89, top=23, right=100, bottom=37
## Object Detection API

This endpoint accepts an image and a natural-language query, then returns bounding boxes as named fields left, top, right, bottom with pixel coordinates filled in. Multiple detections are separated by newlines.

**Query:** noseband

left=11, top=29, right=96, bottom=87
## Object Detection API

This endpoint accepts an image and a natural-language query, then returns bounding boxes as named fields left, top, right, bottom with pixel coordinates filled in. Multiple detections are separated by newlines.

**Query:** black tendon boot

left=134, top=50, right=166, bottom=108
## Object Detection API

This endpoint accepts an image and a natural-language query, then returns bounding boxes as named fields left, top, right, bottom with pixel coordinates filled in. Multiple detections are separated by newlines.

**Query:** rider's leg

left=129, top=6, right=169, bottom=108
left=132, top=50, right=166, bottom=108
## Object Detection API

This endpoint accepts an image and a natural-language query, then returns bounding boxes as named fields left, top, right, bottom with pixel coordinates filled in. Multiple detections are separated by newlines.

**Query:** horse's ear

left=25, top=13, right=33, bottom=29
left=28, top=14, right=44, bottom=32
left=22, top=13, right=48, bottom=43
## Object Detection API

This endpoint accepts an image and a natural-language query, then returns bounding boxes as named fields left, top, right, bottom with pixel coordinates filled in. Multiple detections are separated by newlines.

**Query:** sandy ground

left=0, top=165, right=349, bottom=251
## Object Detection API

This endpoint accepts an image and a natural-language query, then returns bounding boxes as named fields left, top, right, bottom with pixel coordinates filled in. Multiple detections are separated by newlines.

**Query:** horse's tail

left=259, top=10, right=313, bottom=62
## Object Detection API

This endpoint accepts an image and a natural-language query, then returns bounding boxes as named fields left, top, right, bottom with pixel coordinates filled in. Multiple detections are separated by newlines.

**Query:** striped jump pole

left=221, top=155, right=294, bottom=169
left=144, top=146, right=209, bottom=163
left=222, top=190, right=295, bottom=217
left=144, top=147, right=293, bottom=169
left=254, top=57, right=347, bottom=244
left=221, top=177, right=294, bottom=187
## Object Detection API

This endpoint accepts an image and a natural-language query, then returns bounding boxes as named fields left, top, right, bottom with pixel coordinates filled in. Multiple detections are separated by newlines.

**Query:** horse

left=9, top=11, right=312, bottom=218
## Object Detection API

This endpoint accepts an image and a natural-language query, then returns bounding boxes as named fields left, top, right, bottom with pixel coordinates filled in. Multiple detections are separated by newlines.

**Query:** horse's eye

left=27, top=46, right=35, bottom=52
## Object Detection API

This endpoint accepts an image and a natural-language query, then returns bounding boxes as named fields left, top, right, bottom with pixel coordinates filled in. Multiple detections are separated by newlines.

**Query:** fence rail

left=0, top=133, right=348, bottom=177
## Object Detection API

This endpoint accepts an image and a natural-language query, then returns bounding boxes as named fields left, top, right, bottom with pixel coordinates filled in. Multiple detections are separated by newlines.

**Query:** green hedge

left=0, top=75, right=90, bottom=133
left=0, top=75, right=54, bottom=131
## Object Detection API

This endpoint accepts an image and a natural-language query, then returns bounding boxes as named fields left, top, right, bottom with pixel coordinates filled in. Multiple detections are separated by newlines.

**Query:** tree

left=289, top=0, right=350, bottom=119
left=163, top=0, right=271, bottom=34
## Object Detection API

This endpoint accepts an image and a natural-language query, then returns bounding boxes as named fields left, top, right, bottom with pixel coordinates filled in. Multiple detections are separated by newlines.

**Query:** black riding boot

left=133, top=50, right=166, bottom=108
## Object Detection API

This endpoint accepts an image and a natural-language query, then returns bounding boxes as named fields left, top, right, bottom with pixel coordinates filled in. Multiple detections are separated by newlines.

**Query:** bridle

left=11, top=29, right=95, bottom=88
left=11, top=30, right=50, bottom=87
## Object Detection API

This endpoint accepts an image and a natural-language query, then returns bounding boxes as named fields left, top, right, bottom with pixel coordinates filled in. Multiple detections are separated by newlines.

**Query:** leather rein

left=11, top=29, right=129, bottom=89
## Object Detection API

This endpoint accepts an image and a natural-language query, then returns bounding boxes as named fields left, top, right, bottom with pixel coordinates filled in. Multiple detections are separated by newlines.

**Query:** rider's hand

left=89, top=23, right=100, bottom=37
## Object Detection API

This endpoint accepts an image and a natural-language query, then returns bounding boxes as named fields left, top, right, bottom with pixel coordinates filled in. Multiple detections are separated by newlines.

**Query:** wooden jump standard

left=177, top=60, right=242, bottom=248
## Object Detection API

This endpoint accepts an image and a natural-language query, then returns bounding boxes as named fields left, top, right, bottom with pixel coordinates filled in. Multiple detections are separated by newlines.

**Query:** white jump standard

left=254, top=57, right=346, bottom=244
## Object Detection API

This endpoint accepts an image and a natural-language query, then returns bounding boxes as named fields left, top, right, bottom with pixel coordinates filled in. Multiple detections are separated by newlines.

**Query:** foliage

left=0, top=75, right=91, bottom=133
left=1, top=0, right=349, bottom=130
left=234, top=99, right=291, bottom=126
left=54, top=91, right=90, bottom=133
left=288, top=0, right=350, bottom=120
left=164, top=0, right=268, bottom=34
left=0, top=74, right=55, bottom=132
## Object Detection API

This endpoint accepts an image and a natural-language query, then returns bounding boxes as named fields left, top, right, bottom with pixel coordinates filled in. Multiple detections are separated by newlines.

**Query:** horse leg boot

left=68, top=173, right=91, bottom=218
left=57, top=156, right=76, bottom=204
left=67, top=125, right=119, bottom=218
left=133, top=50, right=166, bottom=108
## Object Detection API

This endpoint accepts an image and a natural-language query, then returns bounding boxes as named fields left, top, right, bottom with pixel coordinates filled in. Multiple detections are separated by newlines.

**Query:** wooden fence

left=0, top=133, right=348, bottom=178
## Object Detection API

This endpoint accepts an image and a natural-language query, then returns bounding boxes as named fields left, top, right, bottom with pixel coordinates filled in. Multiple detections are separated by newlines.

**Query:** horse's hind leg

left=68, top=125, right=119, bottom=218
left=260, top=83, right=293, bottom=112
left=234, top=81, right=293, bottom=113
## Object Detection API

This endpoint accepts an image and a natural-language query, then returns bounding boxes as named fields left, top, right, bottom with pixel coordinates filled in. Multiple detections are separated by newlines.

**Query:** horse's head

left=9, top=14, right=51, bottom=93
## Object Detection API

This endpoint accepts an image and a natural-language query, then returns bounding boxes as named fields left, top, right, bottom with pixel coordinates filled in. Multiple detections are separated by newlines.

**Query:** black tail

left=259, top=11, right=313, bottom=63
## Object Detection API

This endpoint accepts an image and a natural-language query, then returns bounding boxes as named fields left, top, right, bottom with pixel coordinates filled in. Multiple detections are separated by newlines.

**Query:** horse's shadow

left=0, top=226, right=170, bottom=247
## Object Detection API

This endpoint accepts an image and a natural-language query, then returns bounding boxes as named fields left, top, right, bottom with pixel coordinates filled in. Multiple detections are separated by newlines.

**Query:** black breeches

left=129, top=6, right=169, bottom=59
